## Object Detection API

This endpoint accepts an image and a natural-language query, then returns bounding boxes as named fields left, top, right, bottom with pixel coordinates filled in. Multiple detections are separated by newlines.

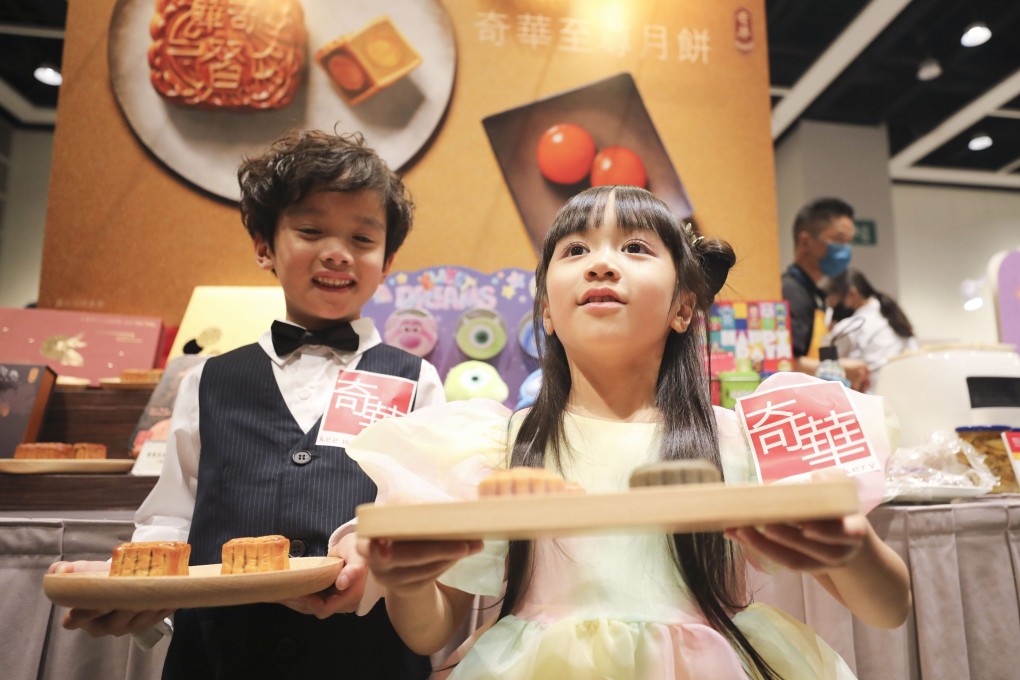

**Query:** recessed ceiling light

left=968, top=133, right=993, bottom=151
left=916, top=58, right=942, bottom=81
left=960, top=22, right=991, bottom=47
left=33, top=65, right=62, bottom=87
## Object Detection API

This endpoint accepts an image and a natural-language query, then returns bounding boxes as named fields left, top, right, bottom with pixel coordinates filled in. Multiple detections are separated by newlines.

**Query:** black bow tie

left=271, top=320, right=359, bottom=356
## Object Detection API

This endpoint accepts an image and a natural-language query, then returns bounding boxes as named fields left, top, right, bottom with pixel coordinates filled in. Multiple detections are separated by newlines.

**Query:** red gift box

left=0, top=307, right=164, bottom=387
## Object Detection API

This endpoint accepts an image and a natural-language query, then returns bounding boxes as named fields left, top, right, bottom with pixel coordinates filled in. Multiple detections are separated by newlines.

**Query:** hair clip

left=685, top=224, right=701, bottom=248
left=682, top=221, right=703, bottom=248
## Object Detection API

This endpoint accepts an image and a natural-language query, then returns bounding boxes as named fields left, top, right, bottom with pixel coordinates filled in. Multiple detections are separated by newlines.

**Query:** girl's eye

left=566, top=243, right=587, bottom=257
left=624, top=241, right=648, bottom=254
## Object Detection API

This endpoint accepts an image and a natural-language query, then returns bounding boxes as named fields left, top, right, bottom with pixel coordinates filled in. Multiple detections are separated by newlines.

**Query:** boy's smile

left=255, top=189, right=390, bottom=331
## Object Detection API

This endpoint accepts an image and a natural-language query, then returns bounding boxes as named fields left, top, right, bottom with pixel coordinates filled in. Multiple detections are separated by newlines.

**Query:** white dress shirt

left=133, top=317, right=445, bottom=542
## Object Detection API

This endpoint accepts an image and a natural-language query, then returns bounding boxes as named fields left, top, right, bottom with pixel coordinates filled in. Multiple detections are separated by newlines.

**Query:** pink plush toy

left=383, top=308, right=439, bottom=358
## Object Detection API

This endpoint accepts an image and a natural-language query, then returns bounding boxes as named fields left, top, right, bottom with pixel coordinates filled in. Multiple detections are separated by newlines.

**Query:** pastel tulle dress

left=346, top=394, right=871, bottom=679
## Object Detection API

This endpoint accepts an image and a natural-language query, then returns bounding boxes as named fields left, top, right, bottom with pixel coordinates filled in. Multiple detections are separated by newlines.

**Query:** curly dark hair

left=237, top=129, right=414, bottom=261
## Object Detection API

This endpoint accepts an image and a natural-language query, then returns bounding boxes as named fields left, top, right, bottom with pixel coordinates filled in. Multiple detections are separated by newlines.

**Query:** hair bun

left=694, top=238, right=735, bottom=299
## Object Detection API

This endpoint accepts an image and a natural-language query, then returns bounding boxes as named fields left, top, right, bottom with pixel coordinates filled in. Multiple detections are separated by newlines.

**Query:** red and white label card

left=735, top=381, right=881, bottom=483
left=1005, top=431, right=1020, bottom=477
left=316, top=369, right=417, bottom=448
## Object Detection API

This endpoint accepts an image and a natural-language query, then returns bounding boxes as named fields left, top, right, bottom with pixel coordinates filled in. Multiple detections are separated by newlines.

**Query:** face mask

left=819, top=242, right=851, bottom=278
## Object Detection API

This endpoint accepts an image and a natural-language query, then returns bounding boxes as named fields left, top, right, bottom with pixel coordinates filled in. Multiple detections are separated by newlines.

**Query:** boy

left=48, top=129, right=444, bottom=679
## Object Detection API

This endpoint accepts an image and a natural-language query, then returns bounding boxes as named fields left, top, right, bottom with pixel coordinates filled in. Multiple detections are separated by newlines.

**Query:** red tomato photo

left=536, top=123, right=596, bottom=185
left=590, top=146, right=647, bottom=188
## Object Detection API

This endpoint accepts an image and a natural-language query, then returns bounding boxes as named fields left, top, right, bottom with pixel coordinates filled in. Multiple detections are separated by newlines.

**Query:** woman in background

left=826, top=268, right=919, bottom=386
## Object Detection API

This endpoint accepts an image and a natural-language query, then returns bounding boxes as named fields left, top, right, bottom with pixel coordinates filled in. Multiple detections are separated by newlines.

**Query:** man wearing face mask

left=781, top=197, right=871, bottom=391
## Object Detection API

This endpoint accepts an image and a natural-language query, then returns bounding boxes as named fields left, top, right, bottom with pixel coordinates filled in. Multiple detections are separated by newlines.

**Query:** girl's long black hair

left=499, top=186, right=780, bottom=679
left=828, top=268, right=915, bottom=339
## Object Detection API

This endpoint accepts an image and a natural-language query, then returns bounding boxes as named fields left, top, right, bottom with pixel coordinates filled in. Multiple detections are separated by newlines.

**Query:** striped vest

left=187, top=342, right=422, bottom=565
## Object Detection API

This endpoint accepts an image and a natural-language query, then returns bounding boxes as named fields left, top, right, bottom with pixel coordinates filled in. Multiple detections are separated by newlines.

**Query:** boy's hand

left=358, top=537, right=482, bottom=597
left=47, top=560, right=174, bottom=637
left=280, top=533, right=364, bottom=619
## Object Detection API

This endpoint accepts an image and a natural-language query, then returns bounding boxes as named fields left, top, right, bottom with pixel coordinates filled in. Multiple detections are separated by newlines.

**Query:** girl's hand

left=281, top=533, right=366, bottom=618
left=724, top=513, right=868, bottom=573
left=357, top=537, right=482, bottom=597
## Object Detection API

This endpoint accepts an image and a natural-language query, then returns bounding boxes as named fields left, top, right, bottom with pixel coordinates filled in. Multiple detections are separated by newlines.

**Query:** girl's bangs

left=543, top=186, right=682, bottom=256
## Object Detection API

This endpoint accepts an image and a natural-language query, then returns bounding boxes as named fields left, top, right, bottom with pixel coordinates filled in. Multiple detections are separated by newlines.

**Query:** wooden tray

left=43, top=556, right=342, bottom=610
left=0, top=459, right=135, bottom=475
left=356, top=480, right=860, bottom=540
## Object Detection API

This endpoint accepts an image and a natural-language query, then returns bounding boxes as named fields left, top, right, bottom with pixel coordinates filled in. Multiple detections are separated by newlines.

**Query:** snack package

left=883, top=429, right=999, bottom=502
left=956, top=426, right=1019, bottom=493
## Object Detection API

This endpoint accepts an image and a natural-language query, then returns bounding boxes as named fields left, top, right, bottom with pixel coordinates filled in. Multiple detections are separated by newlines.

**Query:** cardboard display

left=167, top=287, right=285, bottom=361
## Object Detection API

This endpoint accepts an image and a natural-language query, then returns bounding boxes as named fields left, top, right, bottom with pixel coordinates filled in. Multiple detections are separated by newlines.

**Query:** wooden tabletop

left=0, top=473, right=157, bottom=511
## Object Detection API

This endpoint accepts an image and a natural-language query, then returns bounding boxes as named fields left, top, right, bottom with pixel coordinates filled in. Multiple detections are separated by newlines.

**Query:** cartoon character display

left=443, top=361, right=509, bottom=402
left=455, top=309, right=507, bottom=361
left=383, top=308, right=438, bottom=358
left=515, top=368, right=542, bottom=410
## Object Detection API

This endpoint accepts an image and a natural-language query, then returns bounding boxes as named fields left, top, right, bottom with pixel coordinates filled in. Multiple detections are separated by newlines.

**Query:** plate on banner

left=108, top=0, right=456, bottom=200
left=44, top=556, right=343, bottom=610
left=483, top=72, right=694, bottom=252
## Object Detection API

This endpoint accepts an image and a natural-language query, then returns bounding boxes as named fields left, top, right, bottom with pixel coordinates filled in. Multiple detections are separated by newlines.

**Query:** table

left=6, top=498, right=1019, bottom=680
left=749, top=496, right=1020, bottom=680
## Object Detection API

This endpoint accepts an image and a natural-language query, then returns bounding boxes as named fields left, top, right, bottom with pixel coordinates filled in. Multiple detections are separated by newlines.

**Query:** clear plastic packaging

left=883, top=429, right=998, bottom=503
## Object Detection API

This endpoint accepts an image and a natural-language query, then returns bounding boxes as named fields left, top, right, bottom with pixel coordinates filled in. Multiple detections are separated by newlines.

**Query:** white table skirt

left=8, top=498, right=1020, bottom=680
left=748, top=496, right=1020, bottom=680
left=0, top=518, right=168, bottom=680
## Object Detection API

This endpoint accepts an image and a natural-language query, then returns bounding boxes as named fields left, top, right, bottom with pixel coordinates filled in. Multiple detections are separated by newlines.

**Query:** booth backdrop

left=39, top=0, right=778, bottom=326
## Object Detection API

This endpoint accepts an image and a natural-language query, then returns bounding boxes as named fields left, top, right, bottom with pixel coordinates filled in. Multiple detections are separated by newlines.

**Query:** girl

left=826, top=268, right=920, bottom=385
left=345, top=186, right=910, bottom=679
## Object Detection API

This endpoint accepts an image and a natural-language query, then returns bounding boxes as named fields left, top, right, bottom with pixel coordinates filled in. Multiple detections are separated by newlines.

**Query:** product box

left=708, top=300, right=795, bottom=377
left=0, top=307, right=164, bottom=387
left=167, top=287, right=285, bottom=360
left=0, top=363, right=57, bottom=457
